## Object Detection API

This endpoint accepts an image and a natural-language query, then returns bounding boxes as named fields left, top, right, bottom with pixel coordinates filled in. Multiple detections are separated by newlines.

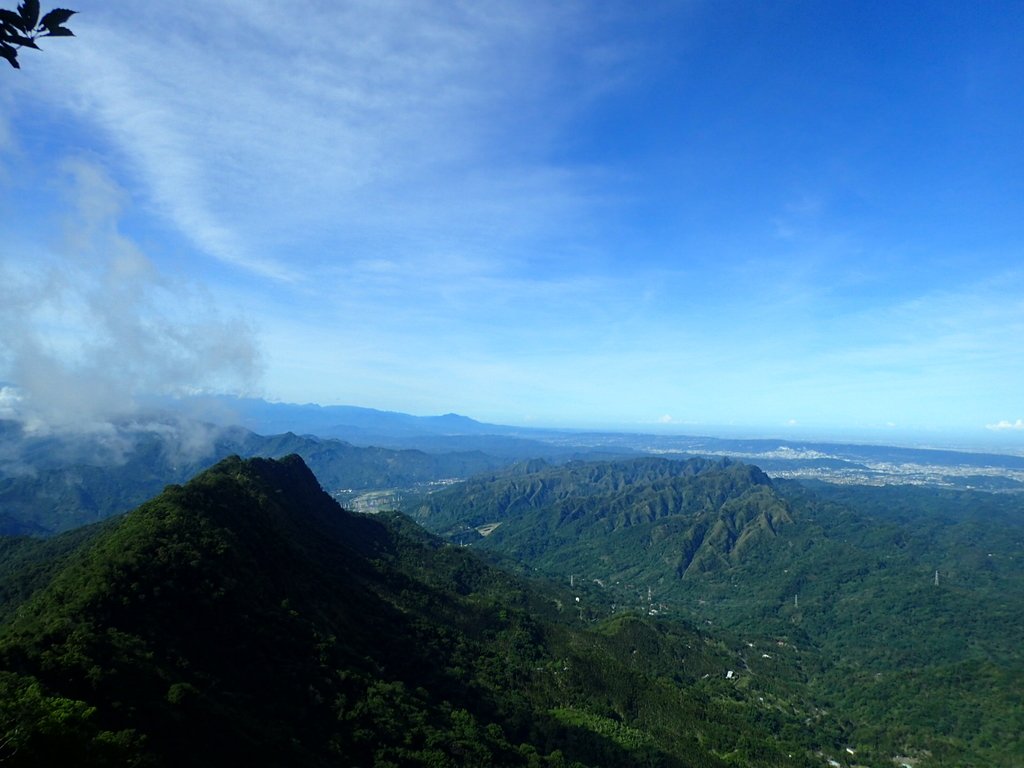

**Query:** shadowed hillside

left=0, top=455, right=849, bottom=767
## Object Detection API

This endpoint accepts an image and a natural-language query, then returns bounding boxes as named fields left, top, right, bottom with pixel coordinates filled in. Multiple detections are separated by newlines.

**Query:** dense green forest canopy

left=1, top=454, right=869, bottom=767
left=406, top=456, right=1024, bottom=767
left=1, top=448, right=1021, bottom=766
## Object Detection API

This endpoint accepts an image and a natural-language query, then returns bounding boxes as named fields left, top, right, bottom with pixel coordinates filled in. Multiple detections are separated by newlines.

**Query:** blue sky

left=1, top=1, right=1023, bottom=445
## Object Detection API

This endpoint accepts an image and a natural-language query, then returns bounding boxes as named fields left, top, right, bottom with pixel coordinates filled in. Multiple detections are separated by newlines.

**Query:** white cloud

left=0, top=161, right=261, bottom=433
left=0, top=386, right=21, bottom=417
left=986, top=419, right=1024, bottom=431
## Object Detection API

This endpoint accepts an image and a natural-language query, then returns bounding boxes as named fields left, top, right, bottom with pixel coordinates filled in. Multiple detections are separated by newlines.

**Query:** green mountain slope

left=0, top=455, right=851, bottom=767
left=406, top=458, right=1024, bottom=767
left=409, top=457, right=793, bottom=580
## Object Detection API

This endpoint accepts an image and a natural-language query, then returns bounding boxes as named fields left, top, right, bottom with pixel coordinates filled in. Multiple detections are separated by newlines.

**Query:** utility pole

left=934, top=569, right=940, bottom=586
left=794, top=594, right=798, bottom=609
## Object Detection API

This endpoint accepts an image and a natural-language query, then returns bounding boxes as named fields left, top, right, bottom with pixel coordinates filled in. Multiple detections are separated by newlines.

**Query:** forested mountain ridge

left=0, top=454, right=857, bottom=767
left=409, top=456, right=793, bottom=577
left=406, top=458, right=1024, bottom=767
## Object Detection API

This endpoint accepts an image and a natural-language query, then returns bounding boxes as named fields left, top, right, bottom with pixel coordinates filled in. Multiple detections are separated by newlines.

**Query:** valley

left=403, top=456, right=1024, bottom=767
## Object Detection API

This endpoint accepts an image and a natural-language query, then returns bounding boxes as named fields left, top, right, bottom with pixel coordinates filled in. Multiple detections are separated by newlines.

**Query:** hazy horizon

left=7, top=381, right=1024, bottom=456
left=3, top=2, right=1022, bottom=444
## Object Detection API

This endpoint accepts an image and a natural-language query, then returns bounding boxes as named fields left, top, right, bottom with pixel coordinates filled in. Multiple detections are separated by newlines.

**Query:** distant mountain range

left=186, top=395, right=573, bottom=458
left=188, top=396, right=1024, bottom=491
left=4, top=391, right=1023, bottom=536
left=213, top=396, right=498, bottom=436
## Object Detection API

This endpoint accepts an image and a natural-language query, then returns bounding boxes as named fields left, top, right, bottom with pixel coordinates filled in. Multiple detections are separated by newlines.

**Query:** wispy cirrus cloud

left=23, top=1, right=631, bottom=283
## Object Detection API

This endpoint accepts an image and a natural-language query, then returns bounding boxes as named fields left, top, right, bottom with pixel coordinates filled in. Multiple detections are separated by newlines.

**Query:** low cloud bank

left=0, top=161, right=261, bottom=464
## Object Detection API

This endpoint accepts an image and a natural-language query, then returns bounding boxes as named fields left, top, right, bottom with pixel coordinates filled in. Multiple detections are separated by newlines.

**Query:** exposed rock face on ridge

left=409, top=456, right=794, bottom=580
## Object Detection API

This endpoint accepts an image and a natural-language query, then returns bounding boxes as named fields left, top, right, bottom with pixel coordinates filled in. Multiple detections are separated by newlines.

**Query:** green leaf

left=18, top=0, right=40, bottom=31
left=0, top=42, right=20, bottom=68
left=39, top=26, right=72, bottom=37
left=38, top=7, right=74, bottom=33
left=5, top=32, right=38, bottom=48
left=0, top=9, right=27, bottom=32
